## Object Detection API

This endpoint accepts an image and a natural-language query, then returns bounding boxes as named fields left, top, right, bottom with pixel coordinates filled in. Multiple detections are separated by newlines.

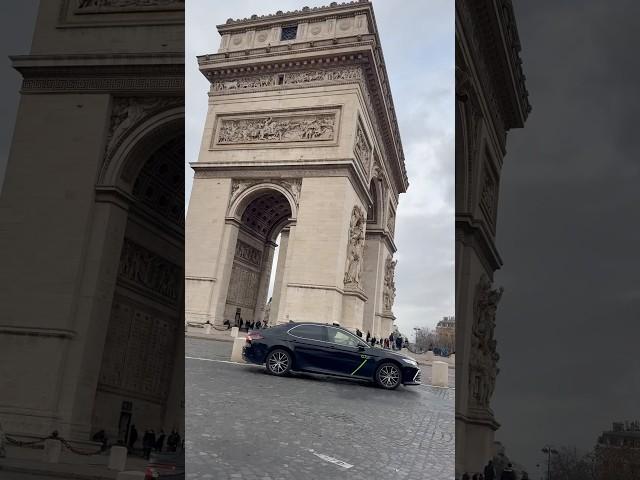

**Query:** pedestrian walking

left=128, top=424, right=138, bottom=451
left=142, top=430, right=154, bottom=459
left=366, top=331, right=371, bottom=342
left=355, top=328, right=362, bottom=338
left=155, top=429, right=165, bottom=452
left=483, top=460, right=496, bottom=480
left=0, top=422, right=6, bottom=458
left=396, top=336, right=403, bottom=350
left=167, top=429, right=180, bottom=452
left=256, top=320, right=262, bottom=329
left=500, top=463, right=516, bottom=480
left=383, top=338, right=389, bottom=349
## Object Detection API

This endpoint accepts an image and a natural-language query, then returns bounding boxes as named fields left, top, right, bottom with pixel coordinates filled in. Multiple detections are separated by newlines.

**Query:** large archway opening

left=92, top=134, right=184, bottom=445
left=225, top=189, right=292, bottom=328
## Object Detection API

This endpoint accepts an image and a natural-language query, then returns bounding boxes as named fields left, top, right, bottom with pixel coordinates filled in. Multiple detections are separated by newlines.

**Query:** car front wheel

left=375, top=362, right=401, bottom=389
left=266, top=349, right=292, bottom=376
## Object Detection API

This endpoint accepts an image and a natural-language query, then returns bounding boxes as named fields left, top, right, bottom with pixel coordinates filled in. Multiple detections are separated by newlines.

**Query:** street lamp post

left=541, top=446, right=558, bottom=480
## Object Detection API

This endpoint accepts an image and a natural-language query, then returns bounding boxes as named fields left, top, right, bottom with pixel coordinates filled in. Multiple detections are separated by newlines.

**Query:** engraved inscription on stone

left=216, top=113, right=336, bottom=145
left=99, top=297, right=177, bottom=402
left=118, top=238, right=180, bottom=302
left=235, top=240, right=262, bottom=267
left=227, top=264, right=260, bottom=308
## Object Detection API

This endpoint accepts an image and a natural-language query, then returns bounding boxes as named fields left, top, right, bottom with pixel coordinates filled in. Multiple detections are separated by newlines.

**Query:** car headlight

left=401, top=358, right=417, bottom=366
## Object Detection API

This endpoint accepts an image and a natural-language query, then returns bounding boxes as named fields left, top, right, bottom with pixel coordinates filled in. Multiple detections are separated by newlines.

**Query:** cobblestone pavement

left=186, top=338, right=454, bottom=480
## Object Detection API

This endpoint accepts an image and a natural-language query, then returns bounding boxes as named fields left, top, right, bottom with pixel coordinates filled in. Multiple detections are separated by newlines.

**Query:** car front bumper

left=401, top=366, right=422, bottom=385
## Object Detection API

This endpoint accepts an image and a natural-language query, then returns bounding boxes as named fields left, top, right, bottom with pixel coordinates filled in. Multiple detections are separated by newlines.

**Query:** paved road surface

left=186, top=337, right=454, bottom=480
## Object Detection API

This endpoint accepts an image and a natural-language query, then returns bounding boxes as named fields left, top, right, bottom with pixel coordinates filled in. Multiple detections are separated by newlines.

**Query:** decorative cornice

left=11, top=54, right=184, bottom=94
left=219, top=1, right=370, bottom=29
left=456, top=0, right=530, bottom=136
left=198, top=46, right=408, bottom=193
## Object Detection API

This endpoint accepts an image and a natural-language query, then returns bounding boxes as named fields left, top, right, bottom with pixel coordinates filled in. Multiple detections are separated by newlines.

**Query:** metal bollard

left=108, top=445, right=128, bottom=471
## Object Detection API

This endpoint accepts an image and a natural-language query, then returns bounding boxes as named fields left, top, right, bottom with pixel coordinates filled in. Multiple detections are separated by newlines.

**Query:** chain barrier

left=5, top=430, right=103, bottom=456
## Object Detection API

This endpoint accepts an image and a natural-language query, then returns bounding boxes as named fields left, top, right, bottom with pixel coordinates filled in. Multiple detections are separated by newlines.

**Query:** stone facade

left=455, top=0, right=530, bottom=475
left=0, top=1, right=184, bottom=444
left=186, top=1, right=406, bottom=339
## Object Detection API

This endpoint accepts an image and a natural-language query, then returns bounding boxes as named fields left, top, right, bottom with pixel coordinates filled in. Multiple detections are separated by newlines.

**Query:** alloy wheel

left=378, top=364, right=400, bottom=388
left=268, top=351, right=289, bottom=374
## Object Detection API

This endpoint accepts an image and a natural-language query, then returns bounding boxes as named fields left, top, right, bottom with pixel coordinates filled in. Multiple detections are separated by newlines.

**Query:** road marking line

left=310, top=451, right=353, bottom=469
left=185, top=356, right=250, bottom=366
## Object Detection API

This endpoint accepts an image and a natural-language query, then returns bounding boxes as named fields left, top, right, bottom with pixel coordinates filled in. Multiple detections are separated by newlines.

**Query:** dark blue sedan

left=242, top=322, right=421, bottom=390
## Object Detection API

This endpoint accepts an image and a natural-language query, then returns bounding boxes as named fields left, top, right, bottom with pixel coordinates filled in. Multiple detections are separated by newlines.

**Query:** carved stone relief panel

left=354, top=122, right=372, bottom=176
left=102, top=96, right=183, bottom=179
left=117, top=238, right=181, bottom=304
left=382, top=255, right=397, bottom=313
left=210, top=66, right=363, bottom=94
left=229, top=178, right=302, bottom=212
left=468, top=274, right=503, bottom=408
left=479, top=159, right=498, bottom=229
left=344, top=206, right=366, bottom=288
left=215, top=111, right=336, bottom=146
left=386, top=206, right=396, bottom=238
left=234, top=240, right=262, bottom=268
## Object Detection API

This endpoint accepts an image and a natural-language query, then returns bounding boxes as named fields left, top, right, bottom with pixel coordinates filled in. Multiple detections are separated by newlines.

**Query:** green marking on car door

left=350, top=356, right=368, bottom=376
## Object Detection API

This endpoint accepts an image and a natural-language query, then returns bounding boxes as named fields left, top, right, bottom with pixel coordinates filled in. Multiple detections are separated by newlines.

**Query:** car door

left=286, top=324, right=330, bottom=372
left=325, top=327, right=371, bottom=377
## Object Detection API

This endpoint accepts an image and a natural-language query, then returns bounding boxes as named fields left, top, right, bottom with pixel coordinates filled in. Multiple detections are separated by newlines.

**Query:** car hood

left=380, top=350, right=417, bottom=364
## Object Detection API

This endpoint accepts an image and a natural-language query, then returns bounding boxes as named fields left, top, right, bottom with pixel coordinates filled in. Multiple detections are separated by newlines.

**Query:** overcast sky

left=186, top=0, right=454, bottom=335
left=0, top=1, right=39, bottom=193
left=493, top=0, right=640, bottom=474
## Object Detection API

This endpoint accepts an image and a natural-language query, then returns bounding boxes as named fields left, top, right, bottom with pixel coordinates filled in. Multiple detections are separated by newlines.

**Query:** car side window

left=327, top=328, right=360, bottom=347
left=289, top=324, right=326, bottom=341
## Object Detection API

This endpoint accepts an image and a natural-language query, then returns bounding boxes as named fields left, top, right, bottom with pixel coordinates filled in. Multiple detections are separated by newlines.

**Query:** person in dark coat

left=128, top=424, right=138, bottom=451
left=483, top=460, right=496, bottom=480
left=155, top=429, right=165, bottom=452
left=366, top=331, right=371, bottom=342
left=370, top=336, right=377, bottom=347
left=167, top=429, right=180, bottom=452
left=500, top=463, right=516, bottom=480
left=142, top=429, right=155, bottom=459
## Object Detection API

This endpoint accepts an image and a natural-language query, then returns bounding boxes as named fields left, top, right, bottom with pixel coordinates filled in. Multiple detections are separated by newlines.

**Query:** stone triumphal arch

left=186, top=1, right=407, bottom=338
left=0, top=1, right=184, bottom=445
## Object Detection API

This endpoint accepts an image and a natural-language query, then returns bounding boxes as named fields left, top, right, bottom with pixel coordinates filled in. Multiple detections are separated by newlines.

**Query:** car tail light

left=246, top=332, right=264, bottom=343
left=144, top=467, right=159, bottom=480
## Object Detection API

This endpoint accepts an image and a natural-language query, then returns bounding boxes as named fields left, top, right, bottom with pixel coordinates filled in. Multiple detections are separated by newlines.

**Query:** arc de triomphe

left=186, top=1, right=407, bottom=338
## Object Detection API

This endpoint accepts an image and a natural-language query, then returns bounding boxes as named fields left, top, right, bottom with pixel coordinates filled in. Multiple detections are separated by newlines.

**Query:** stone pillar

left=185, top=177, right=234, bottom=325
left=270, top=228, right=290, bottom=324
left=209, top=220, right=240, bottom=326
left=253, top=241, right=276, bottom=322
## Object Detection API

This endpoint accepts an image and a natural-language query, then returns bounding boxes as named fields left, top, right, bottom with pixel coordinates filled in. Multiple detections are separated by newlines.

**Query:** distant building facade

left=455, top=0, right=530, bottom=475
left=596, top=421, right=640, bottom=478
